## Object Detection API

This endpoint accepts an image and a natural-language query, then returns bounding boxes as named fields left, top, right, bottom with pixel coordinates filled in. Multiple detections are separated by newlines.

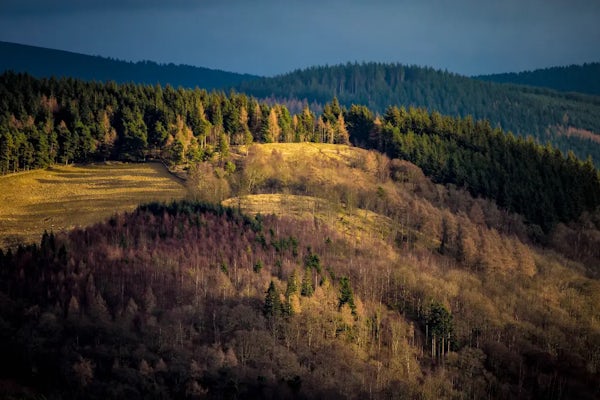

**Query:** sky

left=0, top=0, right=599, bottom=77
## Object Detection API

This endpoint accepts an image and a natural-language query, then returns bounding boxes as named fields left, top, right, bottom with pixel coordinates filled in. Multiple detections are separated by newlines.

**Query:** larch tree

left=335, top=113, right=350, bottom=145
left=238, top=105, right=253, bottom=146
left=263, top=108, right=281, bottom=143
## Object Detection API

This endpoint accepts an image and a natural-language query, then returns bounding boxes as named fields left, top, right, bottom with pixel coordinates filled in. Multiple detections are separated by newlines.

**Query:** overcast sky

left=1, top=0, right=599, bottom=77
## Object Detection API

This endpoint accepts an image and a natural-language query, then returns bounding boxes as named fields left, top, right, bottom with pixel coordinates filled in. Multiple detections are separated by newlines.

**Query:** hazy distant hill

left=476, top=62, right=600, bottom=96
left=236, top=62, right=600, bottom=163
left=0, top=41, right=260, bottom=90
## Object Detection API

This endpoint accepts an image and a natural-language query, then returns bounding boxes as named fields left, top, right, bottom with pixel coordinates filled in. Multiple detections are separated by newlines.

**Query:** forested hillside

left=2, top=72, right=600, bottom=236
left=236, top=62, right=600, bottom=163
left=3, top=43, right=600, bottom=165
left=1, top=142, right=600, bottom=399
left=0, top=41, right=259, bottom=90
left=477, top=62, right=600, bottom=96
left=347, top=103, right=600, bottom=233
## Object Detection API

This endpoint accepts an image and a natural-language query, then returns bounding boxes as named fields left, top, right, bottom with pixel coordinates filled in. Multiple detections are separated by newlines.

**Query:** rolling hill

left=477, top=62, right=600, bottom=96
left=1, top=143, right=599, bottom=399
left=3, top=42, right=600, bottom=164
left=236, top=62, right=600, bottom=163
left=0, top=41, right=260, bottom=90
left=2, top=36, right=600, bottom=400
left=3, top=72, right=599, bottom=235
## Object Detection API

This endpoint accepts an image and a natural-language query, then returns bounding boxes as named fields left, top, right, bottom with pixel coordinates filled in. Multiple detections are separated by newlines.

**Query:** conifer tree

left=425, top=302, right=453, bottom=360
left=338, top=276, right=356, bottom=315
left=285, top=270, right=299, bottom=297
left=300, top=268, right=314, bottom=297
left=264, top=281, right=281, bottom=317
left=263, top=108, right=280, bottom=143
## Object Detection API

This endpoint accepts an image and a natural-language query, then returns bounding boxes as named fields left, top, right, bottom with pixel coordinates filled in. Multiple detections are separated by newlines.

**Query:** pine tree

left=264, top=281, right=281, bottom=317
left=299, top=106, right=315, bottom=142
left=217, top=132, right=230, bottom=161
left=0, top=130, right=14, bottom=174
left=249, top=102, right=263, bottom=140
left=277, top=105, right=293, bottom=142
left=300, top=268, right=314, bottom=297
left=425, top=301, right=453, bottom=360
left=119, top=106, right=148, bottom=161
left=57, top=120, right=75, bottom=165
left=346, top=104, right=375, bottom=147
left=283, top=270, right=299, bottom=316
left=285, top=270, right=299, bottom=297
left=338, top=276, right=357, bottom=315
left=303, top=248, right=321, bottom=273
left=323, top=97, right=342, bottom=125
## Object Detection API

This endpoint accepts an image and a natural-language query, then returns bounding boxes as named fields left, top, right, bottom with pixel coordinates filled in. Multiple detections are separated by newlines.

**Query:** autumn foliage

left=1, top=142, right=599, bottom=399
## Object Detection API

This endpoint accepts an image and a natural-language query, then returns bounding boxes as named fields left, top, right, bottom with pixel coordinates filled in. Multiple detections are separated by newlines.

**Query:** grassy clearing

left=234, top=142, right=358, bottom=164
left=0, top=162, right=187, bottom=248
left=222, top=193, right=393, bottom=242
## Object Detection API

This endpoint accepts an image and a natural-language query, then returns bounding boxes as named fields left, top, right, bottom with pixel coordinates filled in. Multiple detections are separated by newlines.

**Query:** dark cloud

left=0, top=0, right=201, bottom=15
left=0, top=0, right=598, bottom=76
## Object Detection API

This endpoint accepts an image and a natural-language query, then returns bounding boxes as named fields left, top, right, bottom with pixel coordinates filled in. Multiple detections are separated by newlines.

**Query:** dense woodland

left=0, top=41, right=257, bottom=91
left=353, top=104, right=600, bottom=233
left=4, top=43, right=600, bottom=164
left=2, top=72, right=600, bottom=234
left=2, top=71, right=600, bottom=398
left=477, top=62, right=600, bottom=96
left=1, top=144, right=600, bottom=398
left=237, top=62, right=600, bottom=164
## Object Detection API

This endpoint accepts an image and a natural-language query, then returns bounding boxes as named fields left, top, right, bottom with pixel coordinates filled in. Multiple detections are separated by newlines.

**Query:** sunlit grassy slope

left=225, top=143, right=394, bottom=240
left=222, top=193, right=393, bottom=242
left=0, top=162, right=186, bottom=248
left=223, top=143, right=435, bottom=249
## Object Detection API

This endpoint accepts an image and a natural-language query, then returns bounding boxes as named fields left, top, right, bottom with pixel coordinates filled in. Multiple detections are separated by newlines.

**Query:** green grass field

left=0, top=162, right=187, bottom=249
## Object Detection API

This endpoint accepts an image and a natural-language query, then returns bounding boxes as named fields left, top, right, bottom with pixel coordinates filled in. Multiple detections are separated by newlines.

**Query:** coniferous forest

left=2, top=72, right=600, bottom=234
left=2, top=71, right=600, bottom=399
left=3, top=42, right=600, bottom=166
left=0, top=41, right=258, bottom=91
left=236, top=62, right=600, bottom=164
left=477, top=62, right=600, bottom=96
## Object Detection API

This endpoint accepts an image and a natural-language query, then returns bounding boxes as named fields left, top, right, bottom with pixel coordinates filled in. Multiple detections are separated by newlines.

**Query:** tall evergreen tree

left=263, top=281, right=281, bottom=317
left=300, top=268, right=314, bottom=297
left=338, top=276, right=357, bottom=315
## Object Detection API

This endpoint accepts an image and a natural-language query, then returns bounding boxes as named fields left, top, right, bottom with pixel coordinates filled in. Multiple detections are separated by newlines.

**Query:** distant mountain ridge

left=0, top=41, right=260, bottom=90
left=476, top=62, right=600, bottom=96
left=3, top=41, right=600, bottom=164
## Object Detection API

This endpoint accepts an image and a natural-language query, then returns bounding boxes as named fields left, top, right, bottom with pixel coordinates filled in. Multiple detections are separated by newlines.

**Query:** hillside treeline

left=477, top=62, right=600, bottom=96
left=348, top=104, right=600, bottom=233
left=0, top=72, right=349, bottom=173
left=237, top=62, right=600, bottom=163
left=0, top=41, right=258, bottom=91
left=2, top=72, right=600, bottom=233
